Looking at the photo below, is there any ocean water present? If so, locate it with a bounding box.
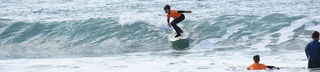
[1,0,320,72]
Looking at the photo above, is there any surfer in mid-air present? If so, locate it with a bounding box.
[164,4,192,37]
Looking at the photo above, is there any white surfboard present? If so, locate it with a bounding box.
[169,32,188,41]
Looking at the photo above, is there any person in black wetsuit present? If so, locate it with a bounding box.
[305,31,320,68]
[164,5,192,37]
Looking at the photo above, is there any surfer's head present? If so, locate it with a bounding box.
[312,31,319,40]
[253,55,260,63]
[164,4,170,13]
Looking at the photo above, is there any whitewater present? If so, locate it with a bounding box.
[1,0,320,72]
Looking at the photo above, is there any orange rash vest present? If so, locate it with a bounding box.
[166,9,182,19]
[248,63,267,70]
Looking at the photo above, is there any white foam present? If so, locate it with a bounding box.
[195,24,244,49]
[1,0,319,22]
[274,18,303,44]
[0,51,309,72]
[275,16,320,44]
[304,16,320,31]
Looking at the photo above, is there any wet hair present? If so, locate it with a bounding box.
[312,31,319,40]
[253,55,260,63]
[164,4,170,10]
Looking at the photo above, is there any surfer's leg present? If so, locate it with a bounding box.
[171,22,182,37]
[171,14,185,37]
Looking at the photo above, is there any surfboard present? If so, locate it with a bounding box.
[169,32,188,41]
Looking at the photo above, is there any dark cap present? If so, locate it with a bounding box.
[253,55,260,63]
[312,31,319,40]
[164,4,170,10]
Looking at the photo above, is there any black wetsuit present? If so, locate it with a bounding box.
[305,40,320,68]
[171,14,185,36]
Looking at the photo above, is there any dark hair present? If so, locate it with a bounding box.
[164,4,170,10]
[312,31,319,40]
[253,55,260,63]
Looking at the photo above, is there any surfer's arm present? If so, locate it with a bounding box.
[305,50,309,58]
[266,66,280,70]
[167,18,171,27]
[177,10,192,13]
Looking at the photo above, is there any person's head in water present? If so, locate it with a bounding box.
[164,4,170,13]
[312,31,319,40]
[253,55,260,63]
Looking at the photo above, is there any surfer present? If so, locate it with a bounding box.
[164,4,192,37]
[247,55,280,70]
[305,31,320,68]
